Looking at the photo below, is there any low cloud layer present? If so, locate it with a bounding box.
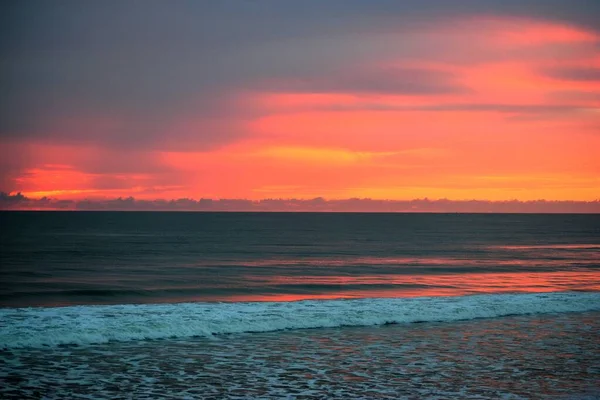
[2,192,598,213]
[543,67,600,82]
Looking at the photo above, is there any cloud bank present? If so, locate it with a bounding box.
[2,192,598,213]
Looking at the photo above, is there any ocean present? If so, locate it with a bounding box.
[1,211,599,399]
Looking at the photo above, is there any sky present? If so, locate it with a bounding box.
[1,0,599,209]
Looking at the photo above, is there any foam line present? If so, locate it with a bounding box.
[1,292,599,349]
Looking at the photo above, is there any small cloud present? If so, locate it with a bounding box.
[543,67,600,82]
[261,67,469,96]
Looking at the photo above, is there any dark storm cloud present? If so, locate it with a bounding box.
[1,0,600,150]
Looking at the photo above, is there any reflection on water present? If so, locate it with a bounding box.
[4,259,598,306]
[490,244,600,250]
[185,252,600,268]
[2,210,599,308]
[223,270,600,302]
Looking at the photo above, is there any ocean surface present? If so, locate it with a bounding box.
[1,211,599,399]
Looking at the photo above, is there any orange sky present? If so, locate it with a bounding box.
[1,9,599,203]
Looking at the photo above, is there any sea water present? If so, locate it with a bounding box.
[1,212,599,398]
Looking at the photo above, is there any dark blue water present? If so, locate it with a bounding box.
[1,211,600,307]
[1,212,599,307]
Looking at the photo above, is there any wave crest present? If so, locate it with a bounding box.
[1,292,599,349]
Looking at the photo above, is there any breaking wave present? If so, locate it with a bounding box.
[1,292,599,349]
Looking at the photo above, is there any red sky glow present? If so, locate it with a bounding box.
[1,3,599,210]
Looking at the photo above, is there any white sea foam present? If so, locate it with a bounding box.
[1,292,599,349]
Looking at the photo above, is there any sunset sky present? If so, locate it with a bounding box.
[1,0,599,205]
